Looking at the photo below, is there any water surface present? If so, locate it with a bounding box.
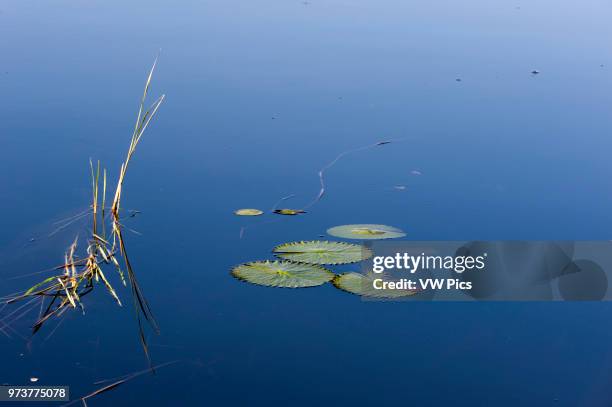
[2,1,612,405]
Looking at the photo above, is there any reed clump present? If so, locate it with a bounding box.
[4,59,165,364]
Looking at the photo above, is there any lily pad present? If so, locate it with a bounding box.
[273,240,372,265]
[273,209,306,215]
[234,208,263,216]
[231,260,333,288]
[333,272,418,298]
[327,224,405,240]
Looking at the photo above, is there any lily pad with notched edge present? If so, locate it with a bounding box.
[234,209,263,216]
[327,224,406,240]
[333,272,419,298]
[273,209,306,215]
[273,240,372,265]
[231,260,333,288]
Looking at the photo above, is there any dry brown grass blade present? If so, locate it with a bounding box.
[95,265,122,306]
[102,60,164,364]
[4,56,164,368]
[102,169,107,239]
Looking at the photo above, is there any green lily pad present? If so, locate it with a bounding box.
[234,208,263,216]
[333,272,418,298]
[273,240,372,265]
[273,209,306,215]
[231,260,333,288]
[327,224,406,240]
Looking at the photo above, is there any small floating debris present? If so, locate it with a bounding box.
[273,240,372,265]
[410,170,422,176]
[273,209,306,216]
[30,377,39,383]
[327,224,406,240]
[231,260,333,288]
[393,185,407,191]
[234,208,264,216]
[333,272,419,298]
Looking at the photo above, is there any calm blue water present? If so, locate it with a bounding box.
[2,0,612,405]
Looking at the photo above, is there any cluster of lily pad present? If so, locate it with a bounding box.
[235,208,306,216]
[231,224,418,298]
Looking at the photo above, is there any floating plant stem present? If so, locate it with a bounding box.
[270,194,296,211]
[301,140,392,210]
[238,137,413,239]
[62,360,180,407]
